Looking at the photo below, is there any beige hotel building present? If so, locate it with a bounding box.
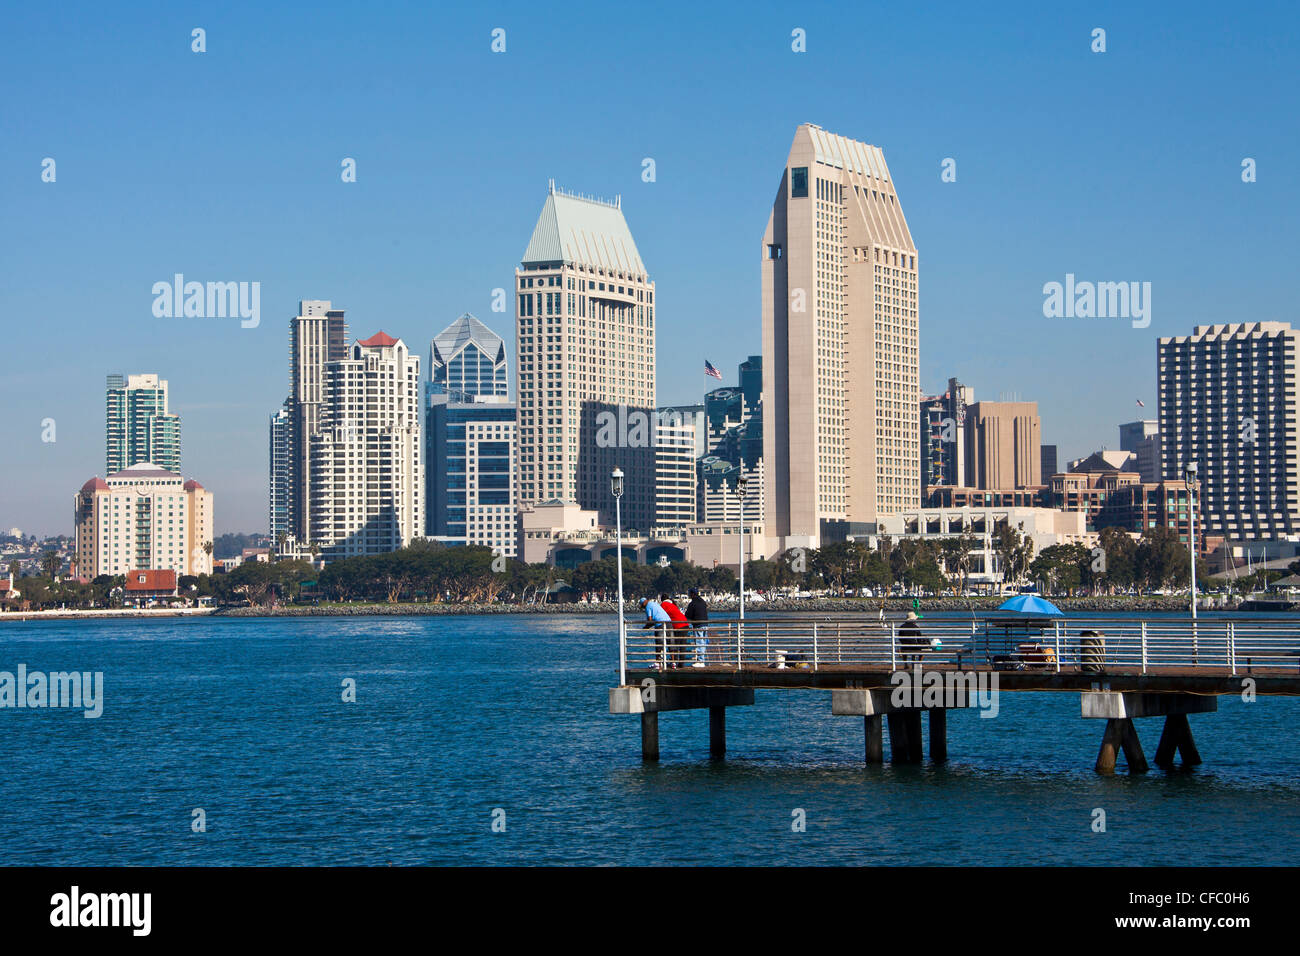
[75,464,214,578]
[516,182,659,530]
[762,124,920,550]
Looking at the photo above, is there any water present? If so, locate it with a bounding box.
[1,613,1298,865]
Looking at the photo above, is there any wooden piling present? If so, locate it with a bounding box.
[864,714,883,763]
[641,712,659,761]
[1154,713,1201,768]
[709,706,726,760]
[1096,717,1147,774]
[888,710,923,763]
[929,709,948,762]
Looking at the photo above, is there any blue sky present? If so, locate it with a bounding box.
[2,0,1297,536]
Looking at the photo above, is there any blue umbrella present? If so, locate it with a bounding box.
[996,594,1064,616]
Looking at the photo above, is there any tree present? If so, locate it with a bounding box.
[40,551,61,580]
[992,523,1034,592]
[1134,525,1191,591]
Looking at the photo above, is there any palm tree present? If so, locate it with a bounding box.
[40,550,61,580]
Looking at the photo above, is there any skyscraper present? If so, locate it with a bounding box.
[654,410,697,528]
[699,355,764,524]
[761,124,919,550]
[284,300,348,543]
[106,373,181,474]
[430,313,509,400]
[309,331,423,561]
[919,377,974,491]
[965,401,1042,489]
[425,314,518,557]
[268,406,292,541]
[1119,419,1159,483]
[515,182,657,528]
[1158,322,1300,538]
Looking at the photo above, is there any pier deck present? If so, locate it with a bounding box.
[610,615,1300,772]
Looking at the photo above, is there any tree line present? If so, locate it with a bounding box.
[2,524,1208,611]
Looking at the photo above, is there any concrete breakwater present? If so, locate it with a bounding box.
[211,595,1224,617]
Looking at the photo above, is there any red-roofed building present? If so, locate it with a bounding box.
[75,464,214,578]
[123,569,178,601]
[357,330,399,348]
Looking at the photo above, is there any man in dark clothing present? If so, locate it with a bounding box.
[899,611,925,665]
[685,588,709,666]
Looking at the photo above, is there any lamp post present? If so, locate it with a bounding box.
[1185,461,1199,620]
[737,473,748,621]
[612,468,626,686]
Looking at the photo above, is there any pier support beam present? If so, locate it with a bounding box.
[864,715,884,764]
[887,710,924,763]
[709,706,726,760]
[929,709,948,762]
[1082,691,1216,774]
[833,688,975,765]
[1095,718,1147,774]
[1153,713,1202,768]
[610,685,754,761]
[641,713,659,762]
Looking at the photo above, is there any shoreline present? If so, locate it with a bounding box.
[0,596,1264,621]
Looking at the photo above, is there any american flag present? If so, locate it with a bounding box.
[704,360,722,380]
[1136,398,1145,407]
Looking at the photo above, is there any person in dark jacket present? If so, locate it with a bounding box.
[685,588,709,666]
[899,611,925,665]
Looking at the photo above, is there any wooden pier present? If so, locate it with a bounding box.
[609,615,1300,773]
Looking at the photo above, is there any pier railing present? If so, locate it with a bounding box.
[626,617,1300,675]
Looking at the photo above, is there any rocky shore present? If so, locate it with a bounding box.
[210,594,1234,617]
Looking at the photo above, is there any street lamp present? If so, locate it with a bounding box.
[1185,461,1199,620]
[612,468,626,686]
[737,473,749,621]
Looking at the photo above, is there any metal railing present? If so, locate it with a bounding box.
[625,617,1300,674]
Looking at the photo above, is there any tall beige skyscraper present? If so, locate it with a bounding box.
[762,124,919,550]
[515,182,657,528]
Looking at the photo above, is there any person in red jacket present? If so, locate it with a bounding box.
[659,592,690,666]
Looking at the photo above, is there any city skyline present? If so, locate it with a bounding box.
[4,2,1297,536]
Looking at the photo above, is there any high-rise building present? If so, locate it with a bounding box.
[1119,419,1160,483]
[283,300,349,543]
[699,355,764,523]
[761,124,919,550]
[268,406,292,541]
[919,377,974,491]
[425,315,517,556]
[965,401,1042,490]
[74,464,213,578]
[106,374,181,474]
[1040,444,1059,480]
[427,396,517,557]
[309,332,423,561]
[654,410,697,528]
[515,182,657,528]
[1158,322,1300,538]
[430,313,509,400]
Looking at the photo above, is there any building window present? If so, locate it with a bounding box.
[790,166,808,199]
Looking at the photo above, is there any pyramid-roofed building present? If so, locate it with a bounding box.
[429,313,508,400]
[522,182,646,276]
